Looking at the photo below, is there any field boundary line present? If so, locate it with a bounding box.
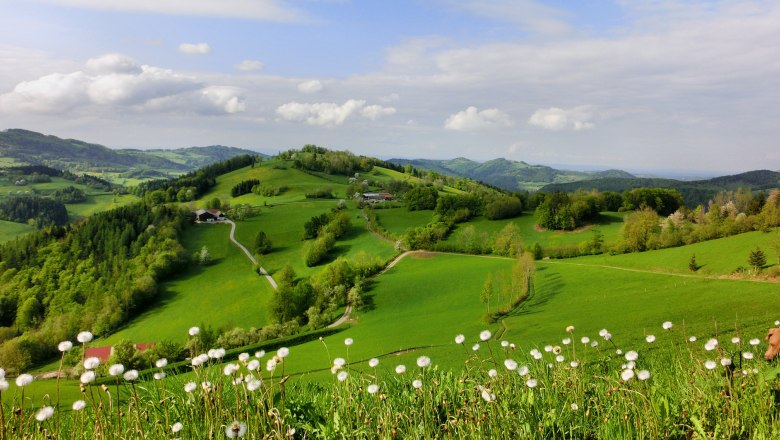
[539,260,779,283]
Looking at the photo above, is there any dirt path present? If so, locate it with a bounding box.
[224,220,278,290]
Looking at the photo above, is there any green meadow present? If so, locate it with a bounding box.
[0,219,34,243]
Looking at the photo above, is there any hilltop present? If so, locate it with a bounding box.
[390,156,634,192]
[0,129,264,181]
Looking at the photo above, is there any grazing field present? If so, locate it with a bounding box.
[102,222,274,345]
[65,193,140,219]
[0,219,34,243]
[373,207,432,236]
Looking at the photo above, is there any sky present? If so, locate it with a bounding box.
[1,0,779,174]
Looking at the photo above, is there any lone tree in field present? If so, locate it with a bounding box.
[688,254,698,272]
[199,246,212,266]
[748,247,766,272]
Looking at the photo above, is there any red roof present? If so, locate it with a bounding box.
[85,346,112,362]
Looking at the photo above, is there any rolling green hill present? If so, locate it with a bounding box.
[390,157,635,192]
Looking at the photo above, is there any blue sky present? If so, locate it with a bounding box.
[1,0,779,174]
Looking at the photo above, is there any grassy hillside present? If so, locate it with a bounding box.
[0,219,34,243]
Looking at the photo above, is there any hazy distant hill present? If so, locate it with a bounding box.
[540,170,780,207]
[0,129,264,179]
[390,157,635,191]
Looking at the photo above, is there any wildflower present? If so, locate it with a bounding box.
[184,382,197,393]
[570,361,579,368]
[367,384,379,394]
[704,338,718,351]
[625,351,638,361]
[344,338,354,346]
[749,338,760,346]
[247,360,260,371]
[232,377,242,386]
[156,358,168,368]
[368,358,379,368]
[509,343,516,350]
[743,352,754,360]
[208,348,226,359]
[337,371,348,382]
[72,400,86,411]
[620,369,634,381]
[192,353,209,366]
[109,364,125,376]
[501,340,509,347]
[16,374,33,387]
[124,370,139,381]
[395,365,406,374]
[416,356,431,368]
[720,358,732,366]
[603,333,612,341]
[543,345,552,352]
[566,325,575,333]
[704,360,716,370]
[0,380,8,391]
[223,364,239,376]
[172,422,183,433]
[645,335,656,343]
[562,338,571,345]
[80,371,96,384]
[480,387,495,402]
[488,369,498,377]
[626,361,636,370]
[35,406,54,422]
[333,358,346,368]
[504,359,518,370]
[247,379,262,391]
[731,337,740,344]
[277,347,289,358]
[590,341,598,347]
[775,320,779,326]
[530,349,542,360]
[226,420,247,438]
[688,336,697,342]
[598,329,608,337]
[571,403,579,411]
[615,349,623,355]
[83,357,100,370]
[662,321,673,330]
[201,381,212,391]
[255,350,265,358]
[552,346,562,355]
[58,341,73,352]
[154,372,166,380]
[266,359,277,372]
[188,327,200,336]
[525,378,538,388]
[581,336,590,344]
[555,354,565,363]
[77,331,93,343]
[455,334,465,344]
[472,343,480,351]
[479,330,492,341]
[238,353,250,362]
[637,370,651,380]
[518,365,530,376]
[413,379,423,389]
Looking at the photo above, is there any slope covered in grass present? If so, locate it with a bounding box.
[0,219,34,243]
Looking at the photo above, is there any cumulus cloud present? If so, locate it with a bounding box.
[276,99,395,127]
[444,106,512,131]
[39,0,307,22]
[178,43,211,55]
[297,80,323,93]
[0,53,244,115]
[235,60,264,71]
[528,106,595,131]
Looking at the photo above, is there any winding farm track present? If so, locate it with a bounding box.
[224,220,278,289]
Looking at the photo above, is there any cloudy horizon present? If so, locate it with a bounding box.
[1,0,779,174]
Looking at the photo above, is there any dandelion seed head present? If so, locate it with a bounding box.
[625,351,638,361]
[277,347,289,358]
[704,360,717,370]
[15,374,33,387]
[247,359,260,371]
[645,335,656,343]
[337,371,348,382]
[472,343,480,351]
[743,352,754,360]
[35,406,54,422]
[413,379,422,389]
[58,341,73,352]
[225,420,247,438]
[156,358,168,368]
[368,358,379,368]
[562,338,571,345]
[223,364,239,376]
[543,345,552,352]
[184,382,197,393]
[501,340,509,347]
[83,357,100,370]
[416,356,431,368]
[598,329,608,337]
[488,369,498,377]
[627,361,635,370]
[0,379,8,391]
[247,379,262,391]
[570,361,579,368]
[530,348,541,358]
[395,365,406,374]
[266,359,277,372]
[109,364,125,376]
[80,371,96,384]
[238,353,249,362]
[154,372,166,380]
[77,331,93,343]
[255,350,265,358]
[172,422,183,433]
[749,338,760,346]
[590,341,598,347]
[504,359,518,371]
[731,337,740,344]
[72,400,86,411]
[188,326,200,336]
[566,325,575,333]
[615,349,623,355]
[367,384,379,394]
[344,338,353,346]
[479,330,492,341]
[480,387,495,402]
[637,370,651,380]
[571,403,579,411]
[662,321,673,330]
[704,338,718,351]
[603,332,612,341]
[333,357,346,368]
[720,358,732,366]
[454,334,465,344]
[621,369,635,381]
[688,336,697,342]
[555,355,565,363]
[525,378,538,388]
[124,370,139,381]
[581,336,590,344]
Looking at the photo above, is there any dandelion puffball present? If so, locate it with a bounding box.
[395,365,406,374]
[35,406,54,422]
[124,370,139,381]
[488,369,498,377]
[109,364,125,376]
[277,347,289,358]
[621,369,635,381]
[413,379,422,389]
[80,371,96,384]
[749,338,760,346]
[344,338,354,346]
[704,338,718,351]
[337,371,348,382]
[172,422,183,433]
[16,374,33,387]
[525,378,538,388]
[58,341,73,352]
[368,358,379,368]
[704,360,717,370]
[416,356,431,368]
[645,335,656,343]
[454,334,465,344]
[367,384,379,394]
[504,359,518,370]
[479,330,492,341]
[662,321,673,330]
[188,326,200,336]
[77,331,93,343]
[637,370,651,380]
[625,351,638,361]
[72,400,86,411]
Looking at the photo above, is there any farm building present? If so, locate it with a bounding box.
[194,208,226,222]
[84,342,154,362]
[362,192,393,202]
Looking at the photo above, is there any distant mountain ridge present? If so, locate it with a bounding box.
[0,129,264,177]
[389,157,635,192]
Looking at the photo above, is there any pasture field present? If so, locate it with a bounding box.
[569,228,780,276]
[102,222,274,345]
[65,193,140,219]
[373,207,432,236]
[0,219,34,243]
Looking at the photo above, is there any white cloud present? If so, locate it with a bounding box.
[297,80,324,93]
[444,106,512,131]
[178,43,211,55]
[276,99,394,126]
[528,106,595,131]
[0,53,243,115]
[39,0,307,22]
[235,60,264,71]
[442,0,571,35]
